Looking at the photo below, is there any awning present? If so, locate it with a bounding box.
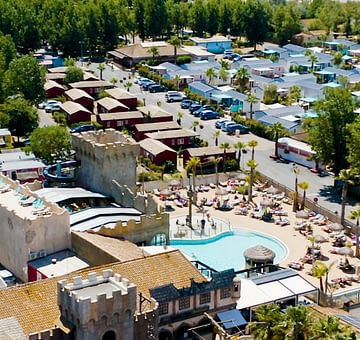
[217,309,248,329]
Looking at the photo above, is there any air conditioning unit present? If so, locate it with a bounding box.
[39,250,47,258]
[28,252,37,261]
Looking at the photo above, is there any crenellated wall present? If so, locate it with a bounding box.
[94,212,170,246]
[0,175,70,282]
[72,129,139,202]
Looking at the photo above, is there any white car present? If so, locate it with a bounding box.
[38,100,58,110]
[0,269,16,286]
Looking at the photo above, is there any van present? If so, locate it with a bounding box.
[165,91,184,102]
[0,269,16,286]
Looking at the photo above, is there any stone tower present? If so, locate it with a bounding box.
[72,129,139,206]
[58,269,137,340]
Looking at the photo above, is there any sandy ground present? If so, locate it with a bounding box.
[154,185,360,295]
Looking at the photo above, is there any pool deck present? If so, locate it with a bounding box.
[157,186,360,294]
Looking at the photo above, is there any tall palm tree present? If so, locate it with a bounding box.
[338,169,354,226]
[206,67,217,85]
[208,156,222,187]
[185,157,200,192]
[147,46,160,63]
[349,207,360,258]
[219,59,230,70]
[288,85,302,104]
[268,122,287,157]
[234,67,250,92]
[298,181,309,210]
[234,141,247,170]
[169,36,181,64]
[312,315,343,339]
[247,159,258,203]
[250,304,284,340]
[173,74,181,90]
[246,94,258,119]
[218,67,229,83]
[98,63,106,80]
[248,140,258,160]
[305,50,318,73]
[212,130,220,146]
[220,142,230,173]
[312,260,334,294]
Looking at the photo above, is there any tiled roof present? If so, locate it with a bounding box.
[60,101,91,115]
[65,88,93,101]
[0,250,206,335]
[145,129,198,140]
[135,121,180,132]
[139,138,176,155]
[105,88,137,100]
[97,97,129,110]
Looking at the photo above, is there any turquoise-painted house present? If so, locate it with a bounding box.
[190,35,232,54]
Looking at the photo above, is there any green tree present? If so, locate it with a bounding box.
[305,87,356,176]
[133,0,146,41]
[124,81,133,92]
[234,67,250,93]
[298,181,309,211]
[246,94,258,119]
[247,159,258,203]
[213,130,220,147]
[347,116,360,172]
[305,50,319,73]
[288,85,302,104]
[268,122,287,157]
[185,156,200,191]
[144,0,168,40]
[206,67,217,85]
[110,77,118,86]
[220,142,231,173]
[169,36,181,65]
[312,260,334,294]
[189,0,208,37]
[282,305,314,340]
[218,67,229,83]
[263,84,278,105]
[0,98,38,142]
[3,55,46,104]
[338,169,355,226]
[147,46,160,64]
[349,207,360,258]
[250,304,284,340]
[234,141,247,170]
[29,126,72,164]
[177,111,183,126]
[191,120,200,132]
[242,0,271,51]
[98,63,106,80]
[248,139,258,161]
[64,66,84,85]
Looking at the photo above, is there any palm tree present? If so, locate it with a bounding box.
[268,122,287,157]
[220,142,231,173]
[246,94,258,119]
[288,85,302,104]
[338,169,355,226]
[250,304,284,340]
[98,63,106,80]
[191,120,200,131]
[234,67,250,92]
[212,130,220,146]
[312,260,334,294]
[208,156,222,187]
[169,36,181,64]
[177,112,183,126]
[312,315,343,339]
[349,207,360,258]
[248,140,258,160]
[124,81,133,92]
[219,59,230,70]
[247,159,258,203]
[283,305,314,340]
[185,157,201,192]
[173,74,181,90]
[305,50,318,73]
[147,46,160,63]
[298,181,310,211]
[206,67,217,85]
[110,77,118,86]
[234,141,247,170]
[218,67,229,83]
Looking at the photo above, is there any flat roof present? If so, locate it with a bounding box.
[29,250,89,278]
[75,281,121,302]
[36,187,108,204]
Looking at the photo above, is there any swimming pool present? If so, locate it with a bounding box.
[171,229,288,272]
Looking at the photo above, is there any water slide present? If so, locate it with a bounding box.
[43,160,81,183]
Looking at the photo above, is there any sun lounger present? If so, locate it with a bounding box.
[209,183,216,189]
[0,184,11,193]
[153,188,161,196]
[20,196,36,206]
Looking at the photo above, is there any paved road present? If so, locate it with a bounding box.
[84,62,358,220]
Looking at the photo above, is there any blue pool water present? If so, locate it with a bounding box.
[171,230,288,272]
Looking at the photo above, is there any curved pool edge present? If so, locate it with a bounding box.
[170,230,234,245]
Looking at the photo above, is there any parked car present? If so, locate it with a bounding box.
[193,105,213,116]
[70,124,96,133]
[189,103,202,114]
[44,101,61,112]
[221,121,237,132]
[141,80,156,90]
[215,118,230,129]
[165,91,185,102]
[148,84,166,93]
[181,99,194,109]
[200,110,220,120]
[225,123,250,134]
[134,76,149,84]
[38,100,58,110]
[0,269,16,286]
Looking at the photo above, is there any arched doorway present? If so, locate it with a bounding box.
[102,330,116,340]
[151,232,167,246]
[159,329,173,340]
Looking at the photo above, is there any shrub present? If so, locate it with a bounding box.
[176,56,192,65]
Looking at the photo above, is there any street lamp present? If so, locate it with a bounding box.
[292,163,300,212]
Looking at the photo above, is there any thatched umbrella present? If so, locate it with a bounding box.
[215,188,228,196]
[313,234,327,244]
[260,198,273,207]
[168,179,181,187]
[296,210,309,219]
[267,185,278,195]
[243,245,276,262]
[337,247,354,257]
[160,188,171,196]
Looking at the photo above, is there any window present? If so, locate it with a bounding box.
[171,139,176,146]
[178,138,184,145]
[158,302,169,315]
[117,121,123,127]
[200,292,211,305]
[179,296,190,310]
[220,287,231,299]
